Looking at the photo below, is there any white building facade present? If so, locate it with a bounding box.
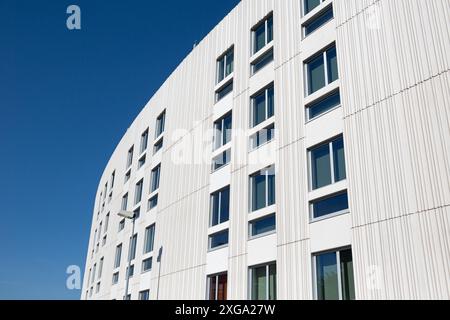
[82,0,450,300]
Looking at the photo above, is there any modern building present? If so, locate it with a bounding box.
[82,0,450,300]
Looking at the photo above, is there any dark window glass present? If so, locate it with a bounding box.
[304,0,321,14]
[312,192,348,219]
[327,46,338,83]
[139,290,149,300]
[209,230,229,249]
[208,273,227,300]
[210,187,230,226]
[251,214,276,236]
[304,5,333,36]
[142,257,153,272]
[148,195,158,210]
[212,149,231,171]
[216,81,233,101]
[151,165,161,192]
[311,143,331,189]
[316,251,339,300]
[307,90,341,120]
[332,137,346,182]
[252,49,274,74]
[340,249,355,300]
[154,138,163,154]
[307,54,325,95]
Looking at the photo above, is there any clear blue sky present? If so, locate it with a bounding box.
[0,0,240,300]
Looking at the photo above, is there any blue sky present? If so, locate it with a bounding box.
[0,0,240,300]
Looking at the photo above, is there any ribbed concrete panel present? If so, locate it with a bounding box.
[228,254,248,300]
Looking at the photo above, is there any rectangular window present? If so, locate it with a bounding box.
[253,14,273,54]
[104,213,109,233]
[209,230,229,250]
[251,84,274,127]
[213,112,232,150]
[102,235,107,246]
[140,129,149,154]
[314,248,355,300]
[212,149,231,172]
[303,4,333,37]
[138,154,146,169]
[210,186,230,226]
[154,138,163,154]
[133,206,140,220]
[250,214,276,237]
[251,48,274,75]
[126,264,134,278]
[124,169,131,183]
[306,89,341,120]
[118,219,125,232]
[139,290,150,300]
[134,179,143,205]
[144,224,155,254]
[126,146,134,169]
[142,257,153,272]
[310,191,349,220]
[216,81,233,102]
[148,194,158,211]
[250,263,276,300]
[208,273,227,300]
[96,282,100,293]
[303,0,323,15]
[155,110,166,138]
[114,244,122,269]
[217,47,234,83]
[250,123,275,150]
[121,193,128,211]
[98,257,104,279]
[128,234,137,262]
[309,136,346,190]
[250,167,275,212]
[150,165,161,192]
[110,171,115,189]
[112,272,119,285]
[91,263,96,284]
[305,44,338,95]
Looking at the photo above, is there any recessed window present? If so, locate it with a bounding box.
[124,169,131,183]
[250,214,276,237]
[112,272,119,285]
[139,290,150,300]
[126,264,134,278]
[253,14,273,54]
[110,171,115,189]
[209,230,229,250]
[303,0,325,15]
[250,123,275,150]
[251,84,274,127]
[150,164,161,193]
[310,191,349,220]
[140,129,149,154]
[142,257,153,272]
[208,273,227,300]
[216,80,233,102]
[121,193,128,211]
[133,206,140,220]
[306,89,341,121]
[217,47,234,83]
[213,112,232,151]
[305,44,338,95]
[251,48,274,75]
[128,234,137,262]
[155,110,166,138]
[91,263,96,284]
[314,248,355,300]
[104,213,109,233]
[118,219,125,232]
[210,186,230,227]
[144,224,155,254]
[250,166,275,212]
[96,282,100,293]
[309,136,346,190]
[212,149,231,172]
[114,244,122,269]
[148,194,158,211]
[154,138,163,154]
[126,146,134,169]
[98,257,104,279]
[134,179,143,205]
[303,4,333,37]
[102,235,107,246]
[249,263,276,300]
[138,154,146,169]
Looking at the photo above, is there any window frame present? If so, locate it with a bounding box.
[302,3,334,38]
[134,179,144,205]
[208,229,229,251]
[207,272,228,300]
[252,13,274,55]
[309,190,349,222]
[249,166,276,212]
[150,164,161,193]
[302,0,326,16]
[213,112,232,151]
[140,128,149,154]
[216,47,234,84]
[249,213,276,239]
[126,146,134,169]
[155,110,166,139]
[248,262,277,300]
[250,83,274,128]
[142,257,153,273]
[144,224,156,254]
[304,43,338,96]
[114,244,122,269]
[209,186,230,227]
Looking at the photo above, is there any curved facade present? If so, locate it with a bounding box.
[82,0,450,300]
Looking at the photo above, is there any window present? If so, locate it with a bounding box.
[253,14,273,54]
[209,230,229,250]
[250,123,275,150]
[217,47,234,83]
[98,257,104,279]
[124,294,131,300]
[251,48,274,75]
[216,81,233,102]
[134,179,143,205]
[133,206,140,220]
[144,224,155,254]
[305,44,338,95]
[213,112,232,150]
[303,0,325,15]
[142,257,153,272]
[148,194,158,210]
[91,263,96,284]
[128,234,137,262]
[96,282,100,293]
[208,273,227,300]
[126,146,134,169]
[250,214,276,237]
[303,4,333,37]
[114,244,122,269]
[110,171,115,189]
[154,138,163,154]
[250,263,276,300]
[155,110,166,138]
[121,193,128,211]
[139,290,150,300]
[112,272,119,284]
[306,89,341,121]
[309,136,346,190]
[212,149,231,172]
[126,264,134,278]
[314,248,355,300]
[118,219,125,232]
[104,213,109,233]
[150,165,161,192]
[250,167,275,212]
[102,235,107,246]
[251,85,274,127]
[310,191,349,220]
[210,187,230,226]
[140,129,149,154]
[124,169,131,183]
[138,154,146,169]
